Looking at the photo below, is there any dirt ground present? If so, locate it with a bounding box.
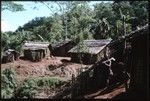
[1,57,90,79]
[1,56,91,98]
[94,84,126,99]
[1,56,125,99]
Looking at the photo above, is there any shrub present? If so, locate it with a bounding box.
[16,77,38,98]
[1,67,17,99]
[36,77,64,87]
[16,77,66,98]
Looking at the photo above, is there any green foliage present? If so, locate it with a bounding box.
[16,78,38,98]
[16,77,65,98]
[1,32,10,51]
[94,2,114,22]
[2,1,25,12]
[112,1,148,35]
[1,67,17,99]
[94,18,110,39]
[36,77,63,87]
[1,1,148,54]
[1,31,29,53]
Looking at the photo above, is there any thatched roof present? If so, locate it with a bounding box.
[51,39,72,49]
[107,24,149,46]
[126,24,148,39]
[69,39,112,54]
[2,49,20,57]
[22,41,50,50]
[3,49,15,56]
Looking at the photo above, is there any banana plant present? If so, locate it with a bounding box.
[94,18,110,39]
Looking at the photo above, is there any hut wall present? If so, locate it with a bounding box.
[53,42,76,57]
[31,50,43,62]
[70,53,81,63]
[81,53,97,64]
[129,33,148,94]
[24,50,32,60]
[2,50,20,63]
[70,53,98,64]
[97,48,107,62]
[13,51,20,60]
[53,46,66,57]
[108,40,125,61]
[45,48,50,57]
[24,49,46,62]
[2,53,14,63]
[65,42,76,56]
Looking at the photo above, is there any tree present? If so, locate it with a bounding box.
[93,2,115,23]
[4,1,148,51]
[1,1,25,12]
[112,1,148,31]
[66,2,94,42]
[94,18,110,39]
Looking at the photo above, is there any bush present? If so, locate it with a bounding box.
[16,77,65,98]
[16,77,38,98]
[1,67,17,99]
[36,77,64,87]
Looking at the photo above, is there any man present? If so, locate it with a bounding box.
[102,57,116,87]
[92,57,115,89]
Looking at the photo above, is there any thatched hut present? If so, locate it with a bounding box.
[51,40,76,57]
[68,39,112,64]
[22,41,51,62]
[2,49,20,63]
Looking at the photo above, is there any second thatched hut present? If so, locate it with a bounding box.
[68,39,112,64]
[51,40,76,57]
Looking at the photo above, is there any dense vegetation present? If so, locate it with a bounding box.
[1,68,17,98]
[1,1,148,53]
[16,77,65,98]
[1,67,66,98]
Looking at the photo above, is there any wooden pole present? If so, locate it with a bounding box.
[123,15,127,50]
